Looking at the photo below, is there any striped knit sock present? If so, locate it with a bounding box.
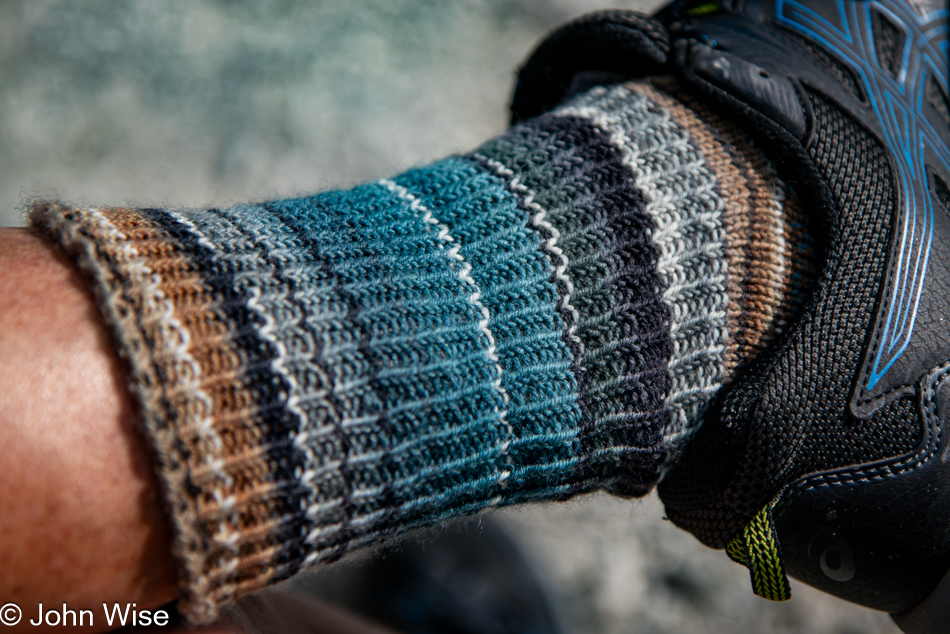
[30,79,815,621]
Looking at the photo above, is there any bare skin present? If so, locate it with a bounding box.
[0,228,393,634]
[0,228,178,633]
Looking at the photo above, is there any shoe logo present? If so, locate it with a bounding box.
[808,528,857,583]
[776,0,950,392]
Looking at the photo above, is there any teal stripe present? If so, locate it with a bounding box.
[394,157,583,494]
[265,180,514,550]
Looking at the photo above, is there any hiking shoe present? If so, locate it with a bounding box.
[514,0,950,621]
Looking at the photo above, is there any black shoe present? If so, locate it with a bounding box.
[514,0,950,626]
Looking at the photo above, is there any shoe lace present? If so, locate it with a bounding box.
[725,487,792,601]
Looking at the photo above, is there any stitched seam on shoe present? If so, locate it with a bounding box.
[781,359,949,508]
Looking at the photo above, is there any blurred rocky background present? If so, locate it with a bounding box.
[0,1,898,632]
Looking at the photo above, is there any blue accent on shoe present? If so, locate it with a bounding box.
[775,0,950,389]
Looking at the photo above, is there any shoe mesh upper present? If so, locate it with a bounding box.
[660,91,922,547]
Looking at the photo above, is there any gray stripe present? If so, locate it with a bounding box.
[556,84,730,456]
[171,206,350,559]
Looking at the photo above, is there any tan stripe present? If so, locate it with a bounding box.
[733,143,788,355]
[31,204,227,612]
[645,80,792,367]
[104,211,244,456]
[33,205,217,618]
[640,81,752,373]
[776,188,817,332]
[92,209,285,609]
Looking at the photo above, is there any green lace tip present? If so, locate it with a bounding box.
[686,2,723,17]
[726,491,792,602]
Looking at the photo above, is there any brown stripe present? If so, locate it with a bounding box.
[734,143,788,355]
[81,208,287,609]
[776,188,818,332]
[31,204,215,617]
[638,81,751,373]
[644,79,793,368]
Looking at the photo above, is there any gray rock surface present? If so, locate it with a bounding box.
[0,2,900,632]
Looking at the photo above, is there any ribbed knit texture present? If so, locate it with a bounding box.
[29,80,813,622]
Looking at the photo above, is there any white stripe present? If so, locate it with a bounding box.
[471,153,585,357]
[379,178,514,493]
[557,84,731,456]
[175,207,350,563]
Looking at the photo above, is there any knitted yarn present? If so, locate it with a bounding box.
[30,80,813,622]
